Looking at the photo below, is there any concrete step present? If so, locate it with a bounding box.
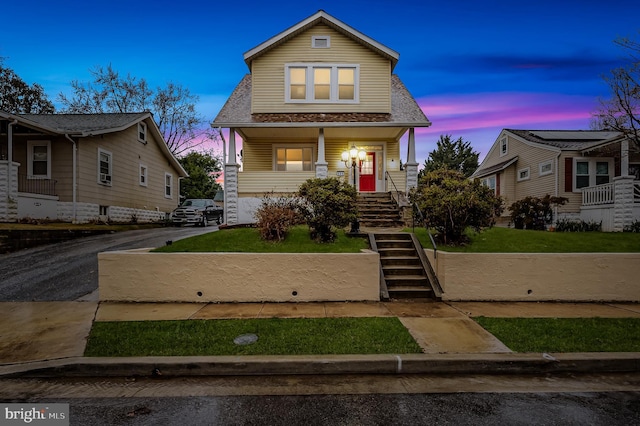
[383,265,426,276]
[387,286,434,299]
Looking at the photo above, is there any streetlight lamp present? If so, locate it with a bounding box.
[341,145,366,233]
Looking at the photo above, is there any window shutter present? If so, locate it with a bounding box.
[564,158,573,192]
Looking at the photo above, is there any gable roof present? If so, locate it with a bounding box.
[1,111,187,177]
[506,129,622,150]
[243,10,400,70]
[472,156,519,178]
[213,74,430,128]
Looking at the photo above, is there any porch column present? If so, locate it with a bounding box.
[613,175,634,232]
[0,161,19,222]
[621,138,630,177]
[315,128,328,178]
[405,128,419,192]
[224,128,240,225]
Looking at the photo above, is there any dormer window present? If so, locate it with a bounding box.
[286,63,359,103]
[312,36,330,48]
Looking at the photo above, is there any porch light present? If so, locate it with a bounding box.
[341,145,366,234]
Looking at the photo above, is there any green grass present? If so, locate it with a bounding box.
[474,317,640,352]
[409,226,640,253]
[153,225,369,253]
[84,317,423,356]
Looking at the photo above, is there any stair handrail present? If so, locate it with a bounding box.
[385,171,402,206]
[412,202,437,259]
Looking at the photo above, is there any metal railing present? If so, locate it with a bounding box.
[412,202,437,259]
[18,174,57,196]
[384,171,402,206]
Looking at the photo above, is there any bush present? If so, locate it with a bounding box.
[554,219,602,232]
[508,195,568,230]
[297,177,357,242]
[254,193,302,241]
[624,220,640,233]
[410,168,503,245]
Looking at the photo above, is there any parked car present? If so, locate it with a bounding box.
[171,199,223,227]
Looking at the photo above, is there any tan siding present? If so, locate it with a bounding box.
[239,171,315,194]
[251,24,391,114]
[76,126,181,213]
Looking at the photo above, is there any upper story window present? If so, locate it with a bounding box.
[138,122,147,144]
[499,136,508,157]
[27,140,51,178]
[312,36,330,48]
[539,160,553,176]
[285,64,359,103]
[517,167,530,181]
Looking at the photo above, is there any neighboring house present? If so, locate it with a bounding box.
[472,129,640,231]
[0,111,188,223]
[213,10,431,224]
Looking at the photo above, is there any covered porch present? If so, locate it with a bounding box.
[578,137,640,231]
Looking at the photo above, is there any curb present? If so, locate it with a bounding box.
[1,353,639,378]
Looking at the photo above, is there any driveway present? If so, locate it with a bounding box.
[0,226,216,302]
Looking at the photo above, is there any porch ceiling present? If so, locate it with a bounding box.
[236,126,407,141]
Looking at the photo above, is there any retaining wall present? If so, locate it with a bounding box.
[98,249,380,303]
[426,250,640,302]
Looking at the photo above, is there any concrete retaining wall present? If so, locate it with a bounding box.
[426,250,640,302]
[98,249,380,303]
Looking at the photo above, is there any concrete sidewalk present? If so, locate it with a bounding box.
[1,301,639,377]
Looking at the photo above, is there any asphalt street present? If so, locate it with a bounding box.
[0,225,215,302]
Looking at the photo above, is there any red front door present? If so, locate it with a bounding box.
[359,152,375,192]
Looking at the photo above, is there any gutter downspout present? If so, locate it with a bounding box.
[554,150,562,225]
[7,120,18,200]
[65,134,78,223]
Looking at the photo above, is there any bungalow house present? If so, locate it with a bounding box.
[213,10,431,224]
[0,111,188,223]
[472,129,640,231]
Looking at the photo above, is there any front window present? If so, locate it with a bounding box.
[481,175,497,193]
[286,64,359,103]
[574,158,613,190]
[27,140,51,178]
[165,173,173,198]
[98,148,112,185]
[275,147,313,171]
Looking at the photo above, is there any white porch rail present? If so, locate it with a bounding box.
[581,183,615,206]
[634,182,640,203]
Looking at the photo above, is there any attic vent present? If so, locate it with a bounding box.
[312,36,330,48]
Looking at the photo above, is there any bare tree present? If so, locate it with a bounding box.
[58,64,212,155]
[592,34,640,150]
[0,59,55,114]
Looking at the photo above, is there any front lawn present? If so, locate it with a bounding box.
[84,317,423,356]
[410,226,640,252]
[474,317,640,352]
[153,225,368,253]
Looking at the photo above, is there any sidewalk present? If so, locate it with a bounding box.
[1,301,639,377]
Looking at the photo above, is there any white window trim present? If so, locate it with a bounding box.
[517,167,530,182]
[97,148,113,186]
[481,175,497,194]
[573,157,614,191]
[285,63,359,103]
[164,172,173,199]
[312,36,330,48]
[539,160,553,176]
[27,140,51,178]
[139,164,148,187]
[273,144,315,172]
[138,122,147,144]
[499,137,508,157]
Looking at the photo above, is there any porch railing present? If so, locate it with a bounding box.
[635,183,640,203]
[18,174,57,196]
[582,183,614,206]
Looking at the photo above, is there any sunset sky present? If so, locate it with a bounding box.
[2,0,639,163]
